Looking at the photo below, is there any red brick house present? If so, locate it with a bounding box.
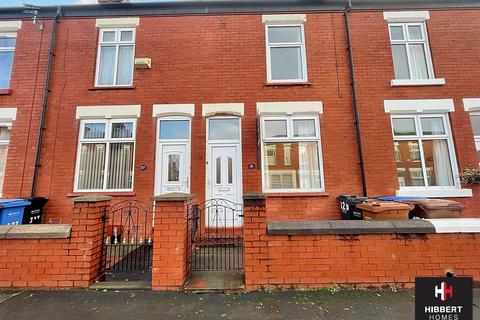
[0,1,477,222]
[0,0,480,290]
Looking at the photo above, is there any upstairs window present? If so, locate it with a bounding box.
[388,22,434,80]
[95,29,135,87]
[0,33,16,89]
[265,24,308,83]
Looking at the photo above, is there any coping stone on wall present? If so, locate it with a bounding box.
[3,224,72,239]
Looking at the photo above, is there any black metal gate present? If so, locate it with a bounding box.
[186,199,244,272]
[102,200,153,281]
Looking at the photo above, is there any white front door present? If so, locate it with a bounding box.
[208,145,242,227]
[160,144,189,194]
[155,118,191,196]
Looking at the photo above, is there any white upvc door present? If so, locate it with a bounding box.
[154,117,191,196]
[206,117,243,227]
[159,144,189,194]
[208,145,242,227]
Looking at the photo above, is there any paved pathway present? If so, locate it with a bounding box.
[0,289,479,320]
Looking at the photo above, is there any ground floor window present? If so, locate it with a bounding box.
[0,125,11,195]
[391,114,456,188]
[469,114,480,167]
[261,115,323,192]
[75,119,136,191]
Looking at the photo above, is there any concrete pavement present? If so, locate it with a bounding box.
[0,289,479,320]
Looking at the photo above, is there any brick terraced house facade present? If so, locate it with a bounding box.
[0,0,480,290]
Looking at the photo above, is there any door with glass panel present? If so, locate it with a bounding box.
[206,118,243,227]
[155,118,191,195]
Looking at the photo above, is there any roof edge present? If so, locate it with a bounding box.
[0,0,479,19]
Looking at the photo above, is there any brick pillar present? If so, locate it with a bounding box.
[243,192,267,291]
[151,193,193,291]
[71,195,111,287]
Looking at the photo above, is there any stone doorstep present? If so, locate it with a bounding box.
[89,281,152,291]
[184,271,245,293]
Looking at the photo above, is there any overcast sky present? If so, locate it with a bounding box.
[1,0,159,7]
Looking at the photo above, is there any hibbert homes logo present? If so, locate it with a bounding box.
[416,277,472,320]
[435,281,454,302]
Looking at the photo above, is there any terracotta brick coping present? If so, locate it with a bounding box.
[0,224,72,239]
[267,219,480,235]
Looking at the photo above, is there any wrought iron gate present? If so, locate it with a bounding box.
[186,199,244,272]
[103,200,153,280]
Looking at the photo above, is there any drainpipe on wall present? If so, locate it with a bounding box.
[31,6,62,197]
[344,0,368,197]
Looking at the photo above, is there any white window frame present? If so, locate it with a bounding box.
[260,115,324,193]
[388,22,435,80]
[390,114,459,191]
[264,24,308,84]
[94,28,136,87]
[74,118,136,192]
[0,32,17,89]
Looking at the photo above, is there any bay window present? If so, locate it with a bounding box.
[75,119,136,191]
[261,116,323,192]
[469,114,480,167]
[0,125,11,195]
[391,114,456,188]
[95,28,135,87]
[0,33,16,89]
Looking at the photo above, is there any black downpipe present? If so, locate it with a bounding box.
[344,1,368,197]
[31,6,62,197]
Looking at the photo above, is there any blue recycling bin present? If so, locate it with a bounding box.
[0,199,31,225]
[377,196,425,202]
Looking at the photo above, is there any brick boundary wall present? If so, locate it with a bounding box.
[243,195,480,291]
[0,195,110,289]
[151,193,192,291]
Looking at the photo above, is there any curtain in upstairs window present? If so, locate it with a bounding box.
[116,46,134,85]
[409,44,429,79]
[98,46,116,85]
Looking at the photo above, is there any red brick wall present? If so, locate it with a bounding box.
[0,19,52,198]
[244,199,480,290]
[0,199,108,289]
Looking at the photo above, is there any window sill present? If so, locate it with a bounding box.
[390,78,445,87]
[0,89,12,95]
[89,86,136,91]
[67,191,136,197]
[396,188,472,198]
[266,192,329,197]
[265,82,311,87]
